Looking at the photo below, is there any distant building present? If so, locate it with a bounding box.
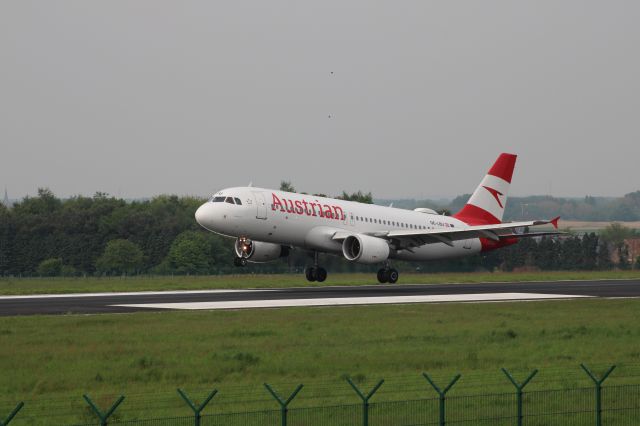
[610,238,640,267]
[625,239,640,266]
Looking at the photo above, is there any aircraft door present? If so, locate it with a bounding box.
[253,191,267,219]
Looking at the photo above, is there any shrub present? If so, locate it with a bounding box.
[37,258,63,277]
[96,239,144,275]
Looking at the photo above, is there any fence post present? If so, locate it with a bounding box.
[0,402,24,426]
[82,394,125,426]
[423,373,461,426]
[177,388,218,426]
[502,368,538,426]
[264,383,303,426]
[581,364,616,426]
[346,377,384,426]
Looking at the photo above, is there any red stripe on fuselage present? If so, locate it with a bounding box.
[480,236,518,252]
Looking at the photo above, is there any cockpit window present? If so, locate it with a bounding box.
[225,197,235,204]
[212,196,225,202]
[234,198,242,205]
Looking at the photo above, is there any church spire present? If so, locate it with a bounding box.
[2,187,9,207]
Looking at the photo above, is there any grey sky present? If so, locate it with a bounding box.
[1,1,639,200]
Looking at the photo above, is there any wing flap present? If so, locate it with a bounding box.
[385,218,561,245]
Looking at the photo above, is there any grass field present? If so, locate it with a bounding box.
[2,296,640,424]
[1,270,639,295]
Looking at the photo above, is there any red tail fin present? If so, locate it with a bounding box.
[454,153,517,225]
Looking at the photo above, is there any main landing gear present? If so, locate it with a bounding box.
[305,252,327,283]
[233,257,247,267]
[377,266,399,284]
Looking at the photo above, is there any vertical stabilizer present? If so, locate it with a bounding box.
[453,153,517,225]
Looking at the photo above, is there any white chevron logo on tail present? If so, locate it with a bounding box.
[454,153,517,225]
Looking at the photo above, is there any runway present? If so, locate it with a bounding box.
[1,279,639,316]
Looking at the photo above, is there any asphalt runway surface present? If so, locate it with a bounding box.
[1,279,639,316]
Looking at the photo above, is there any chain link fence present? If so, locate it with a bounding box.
[3,368,640,425]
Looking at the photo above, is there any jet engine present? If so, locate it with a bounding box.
[342,234,390,264]
[234,238,290,263]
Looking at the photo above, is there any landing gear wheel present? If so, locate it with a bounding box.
[234,257,247,267]
[305,267,317,282]
[388,268,399,284]
[305,251,328,283]
[377,268,390,284]
[315,267,327,283]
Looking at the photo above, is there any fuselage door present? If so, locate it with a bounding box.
[253,191,267,219]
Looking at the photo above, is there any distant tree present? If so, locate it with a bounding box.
[37,258,63,277]
[337,191,373,204]
[60,264,78,277]
[437,208,451,216]
[581,233,599,270]
[534,237,559,270]
[636,256,640,270]
[162,231,214,274]
[96,239,145,275]
[280,181,296,193]
[0,206,13,275]
[597,242,613,270]
[610,202,638,221]
[600,223,635,244]
[559,236,583,270]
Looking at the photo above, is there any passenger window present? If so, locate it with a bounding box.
[234,198,242,205]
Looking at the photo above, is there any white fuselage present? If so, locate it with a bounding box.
[195,187,481,262]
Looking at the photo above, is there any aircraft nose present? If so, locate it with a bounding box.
[195,202,216,229]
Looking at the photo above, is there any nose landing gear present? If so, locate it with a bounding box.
[377,266,399,284]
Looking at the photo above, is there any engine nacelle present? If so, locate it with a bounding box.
[234,238,290,263]
[342,234,390,264]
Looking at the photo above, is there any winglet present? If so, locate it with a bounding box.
[550,216,560,229]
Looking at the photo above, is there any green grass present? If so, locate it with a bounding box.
[1,270,639,295]
[2,297,640,424]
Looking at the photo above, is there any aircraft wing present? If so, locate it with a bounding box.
[332,217,562,249]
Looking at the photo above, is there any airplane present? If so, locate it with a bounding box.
[195,153,561,283]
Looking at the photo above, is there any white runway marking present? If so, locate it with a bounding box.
[0,289,270,300]
[114,292,591,311]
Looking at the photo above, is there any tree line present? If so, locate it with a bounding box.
[381,191,640,222]
[0,186,637,277]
